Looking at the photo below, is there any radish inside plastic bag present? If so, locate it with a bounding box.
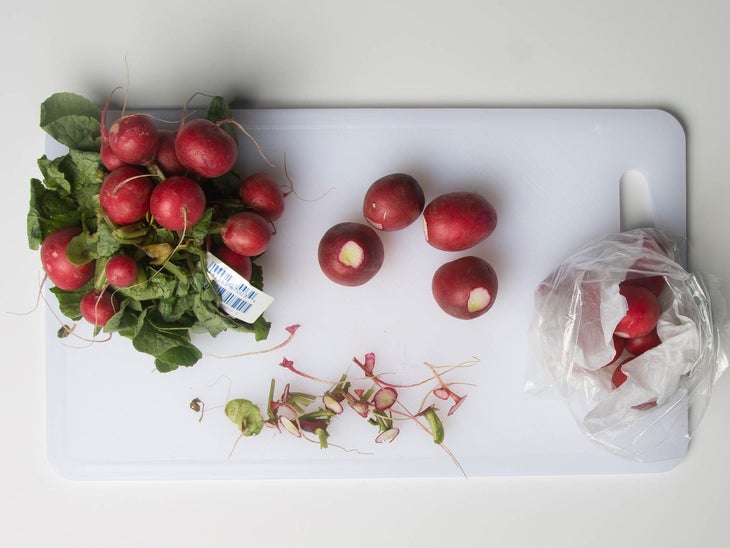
[529,228,729,462]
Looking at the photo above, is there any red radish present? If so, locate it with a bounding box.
[239,173,286,222]
[155,129,187,176]
[100,139,126,171]
[79,289,119,327]
[107,113,159,166]
[221,211,272,257]
[625,329,661,355]
[99,166,155,225]
[423,191,497,251]
[602,335,626,367]
[373,387,398,411]
[621,275,666,297]
[362,173,425,231]
[104,254,138,287]
[614,285,660,339]
[611,357,634,389]
[40,226,95,291]
[149,176,206,231]
[431,256,498,319]
[317,222,385,287]
[175,118,238,179]
[212,244,253,281]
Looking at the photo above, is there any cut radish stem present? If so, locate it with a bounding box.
[614,285,660,339]
[431,256,498,319]
[423,191,497,251]
[318,222,385,286]
[373,387,398,411]
[362,173,425,231]
[375,428,400,443]
[323,393,344,414]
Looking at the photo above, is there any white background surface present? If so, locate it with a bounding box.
[2,1,730,546]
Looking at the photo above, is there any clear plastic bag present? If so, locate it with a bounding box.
[529,228,729,462]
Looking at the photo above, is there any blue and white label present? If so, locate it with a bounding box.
[205,252,274,323]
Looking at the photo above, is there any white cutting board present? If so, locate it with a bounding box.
[44,108,687,480]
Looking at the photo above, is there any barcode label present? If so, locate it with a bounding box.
[205,252,274,323]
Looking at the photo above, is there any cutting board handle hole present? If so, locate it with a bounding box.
[620,169,655,231]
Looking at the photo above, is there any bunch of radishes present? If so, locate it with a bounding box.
[30,92,283,371]
[317,173,499,319]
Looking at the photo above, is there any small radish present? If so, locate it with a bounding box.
[238,173,286,222]
[105,254,139,287]
[431,255,498,319]
[107,113,159,166]
[100,139,126,171]
[221,211,272,257]
[149,176,207,231]
[40,226,95,291]
[99,166,155,225]
[318,222,385,287]
[175,118,238,179]
[614,285,660,339]
[80,289,119,327]
[625,329,661,355]
[362,173,425,231]
[155,129,187,176]
[212,244,253,281]
[423,191,497,251]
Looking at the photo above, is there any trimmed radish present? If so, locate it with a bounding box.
[221,211,272,257]
[431,256,498,319]
[614,285,660,339]
[362,173,425,231]
[107,113,159,166]
[40,226,95,291]
[175,118,238,179]
[317,222,385,286]
[239,173,285,222]
[99,166,155,225]
[79,289,119,327]
[625,329,661,355]
[149,176,206,231]
[423,191,497,251]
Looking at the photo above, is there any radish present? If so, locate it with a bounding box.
[611,357,634,389]
[238,173,285,222]
[99,166,155,225]
[221,211,272,257]
[105,254,139,287]
[212,244,253,281]
[149,176,206,231]
[318,222,385,286]
[625,328,661,355]
[40,226,95,291]
[602,335,626,367]
[175,118,238,179]
[80,289,119,327]
[431,256,498,319]
[423,191,497,251]
[107,113,159,166]
[362,173,425,231]
[620,275,666,297]
[100,139,126,171]
[614,285,660,339]
[155,129,187,176]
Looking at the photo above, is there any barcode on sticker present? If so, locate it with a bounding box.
[205,252,274,323]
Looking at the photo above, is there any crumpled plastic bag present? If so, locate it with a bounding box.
[529,228,729,462]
